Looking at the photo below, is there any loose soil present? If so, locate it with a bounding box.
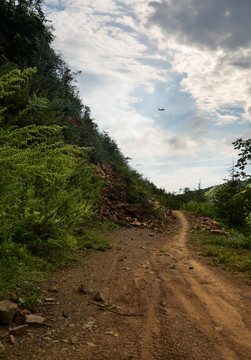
[1,211,251,359]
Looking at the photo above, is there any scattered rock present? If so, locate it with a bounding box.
[25,314,45,326]
[125,267,131,271]
[62,310,69,318]
[86,341,96,347]
[189,266,194,270]
[0,300,19,325]
[141,246,146,250]
[214,326,223,332]
[19,309,31,316]
[9,335,16,344]
[169,265,176,269]
[74,308,82,313]
[48,286,58,293]
[93,292,106,302]
[44,298,56,303]
[70,337,78,344]
[105,331,114,335]
[131,219,142,227]
[10,324,28,335]
[192,215,228,236]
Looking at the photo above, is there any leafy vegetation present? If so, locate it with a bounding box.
[191,230,251,275]
[0,0,250,298]
[0,0,173,299]
[181,201,216,219]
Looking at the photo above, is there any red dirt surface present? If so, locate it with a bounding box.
[1,211,250,359]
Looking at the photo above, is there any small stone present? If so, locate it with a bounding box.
[125,267,131,271]
[62,339,69,343]
[189,266,194,270]
[74,308,82,313]
[48,286,58,293]
[149,234,154,237]
[105,331,114,335]
[25,314,45,326]
[10,324,28,335]
[70,337,78,344]
[43,336,51,341]
[19,309,31,316]
[0,300,19,325]
[114,333,119,337]
[44,298,56,302]
[93,292,106,302]
[62,311,69,318]
[86,342,96,347]
[215,326,223,332]
[9,335,16,344]
[141,246,146,250]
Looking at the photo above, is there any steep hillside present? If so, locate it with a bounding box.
[0,0,173,298]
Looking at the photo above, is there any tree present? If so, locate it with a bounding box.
[213,167,251,231]
[233,138,251,180]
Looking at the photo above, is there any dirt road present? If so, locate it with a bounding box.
[3,211,251,359]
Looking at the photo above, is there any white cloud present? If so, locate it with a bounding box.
[43,0,251,192]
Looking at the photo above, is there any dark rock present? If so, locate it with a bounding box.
[0,300,19,325]
[62,310,69,318]
[48,286,58,293]
[10,324,28,335]
[93,292,106,302]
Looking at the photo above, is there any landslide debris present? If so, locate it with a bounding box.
[96,163,174,230]
[190,213,229,236]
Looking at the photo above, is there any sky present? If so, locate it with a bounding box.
[43,0,251,193]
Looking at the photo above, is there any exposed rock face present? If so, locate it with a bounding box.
[0,300,19,325]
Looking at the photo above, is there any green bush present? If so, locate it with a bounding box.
[181,200,216,218]
[0,125,101,259]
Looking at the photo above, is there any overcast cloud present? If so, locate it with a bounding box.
[44,0,251,192]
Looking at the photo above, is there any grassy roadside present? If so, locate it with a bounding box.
[189,226,251,278]
[0,224,113,301]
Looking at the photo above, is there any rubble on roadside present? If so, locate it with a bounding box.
[96,163,175,230]
[190,214,229,236]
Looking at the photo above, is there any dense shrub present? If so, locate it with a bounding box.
[0,125,101,260]
[181,200,216,218]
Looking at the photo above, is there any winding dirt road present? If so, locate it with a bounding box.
[3,211,251,359]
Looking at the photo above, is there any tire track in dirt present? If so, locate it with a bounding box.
[155,211,251,360]
[3,215,250,360]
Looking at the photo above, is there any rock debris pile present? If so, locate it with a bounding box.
[96,163,174,230]
[191,214,228,236]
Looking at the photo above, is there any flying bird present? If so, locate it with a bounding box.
[158,108,165,111]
